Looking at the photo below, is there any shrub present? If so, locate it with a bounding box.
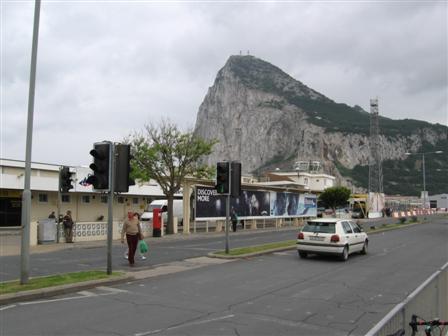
[399,217,407,224]
[410,216,418,223]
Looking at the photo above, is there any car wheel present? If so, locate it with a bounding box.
[340,246,349,261]
[361,240,368,255]
[298,251,307,259]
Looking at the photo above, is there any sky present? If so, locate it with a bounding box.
[1,0,447,167]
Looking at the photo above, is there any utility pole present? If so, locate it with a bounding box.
[20,0,41,284]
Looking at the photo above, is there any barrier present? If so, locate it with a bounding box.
[366,262,448,336]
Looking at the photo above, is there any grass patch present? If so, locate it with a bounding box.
[215,240,296,256]
[0,271,124,295]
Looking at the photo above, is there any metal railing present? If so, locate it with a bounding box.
[366,262,448,336]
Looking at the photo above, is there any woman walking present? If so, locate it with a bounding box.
[121,212,141,266]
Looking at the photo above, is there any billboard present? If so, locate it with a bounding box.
[195,186,316,220]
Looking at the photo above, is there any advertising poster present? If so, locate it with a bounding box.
[196,186,316,220]
[270,192,317,217]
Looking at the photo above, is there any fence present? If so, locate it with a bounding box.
[366,262,448,336]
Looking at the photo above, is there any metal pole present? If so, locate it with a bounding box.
[225,162,232,254]
[422,153,426,209]
[20,0,41,285]
[56,175,61,243]
[107,143,115,275]
[225,194,230,254]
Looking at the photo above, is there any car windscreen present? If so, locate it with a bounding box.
[302,222,336,234]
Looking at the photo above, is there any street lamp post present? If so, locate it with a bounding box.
[405,150,443,209]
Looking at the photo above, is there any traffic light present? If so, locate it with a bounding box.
[216,162,230,194]
[115,144,135,193]
[59,166,74,193]
[230,161,241,197]
[86,142,111,190]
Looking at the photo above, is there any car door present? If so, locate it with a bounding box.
[348,221,364,252]
[341,221,356,252]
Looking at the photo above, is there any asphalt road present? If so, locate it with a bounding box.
[1,218,447,335]
[0,228,297,282]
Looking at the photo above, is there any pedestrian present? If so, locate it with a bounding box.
[121,211,142,266]
[231,207,238,232]
[62,210,74,243]
[48,211,56,219]
[123,212,147,261]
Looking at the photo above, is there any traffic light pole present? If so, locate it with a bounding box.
[225,164,232,254]
[56,173,61,243]
[225,193,230,254]
[107,142,115,275]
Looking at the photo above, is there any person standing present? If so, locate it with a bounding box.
[48,211,56,219]
[121,212,141,266]
[62,210,74,243]
[231,207,238,232]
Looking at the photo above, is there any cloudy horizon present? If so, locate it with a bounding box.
[1,1,447,167]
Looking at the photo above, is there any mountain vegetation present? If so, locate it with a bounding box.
[195,55,447,196]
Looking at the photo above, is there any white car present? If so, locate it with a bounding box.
[297,218,368,261]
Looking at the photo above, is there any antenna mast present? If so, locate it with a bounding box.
[368,98,383,194]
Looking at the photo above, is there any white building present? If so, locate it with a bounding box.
[0,158,169,227]
[428,194,448,209]
[265,171,335,193]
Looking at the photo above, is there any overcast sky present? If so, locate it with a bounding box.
[1,1,447,167]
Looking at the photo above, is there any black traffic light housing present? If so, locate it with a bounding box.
[230,161,241,197]
[216,162,230,194]
[115,144,135,193]
[59,166,74,193]
[86,142,111,190]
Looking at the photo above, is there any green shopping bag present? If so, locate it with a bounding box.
[138,239,148,254]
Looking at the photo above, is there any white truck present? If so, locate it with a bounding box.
[141,199,183,225]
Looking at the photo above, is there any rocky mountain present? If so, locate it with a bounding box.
[194,55,447,195]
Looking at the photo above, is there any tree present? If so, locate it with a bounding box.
[318,186,351,211]
[127,120,216,234]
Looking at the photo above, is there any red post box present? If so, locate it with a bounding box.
[153,208,162,237]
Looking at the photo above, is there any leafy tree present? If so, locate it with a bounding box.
[127,120,217,234]
[318,186,351,211]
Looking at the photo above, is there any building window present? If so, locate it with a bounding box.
[61,195,70,203]
[117,197,124,204]
[100,196,108,203]
[81,195,90,203]
[38,193,48,203]
[304,178,308,185]
[132,197,139,205]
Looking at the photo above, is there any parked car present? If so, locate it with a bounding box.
[141,199,183,225]
[296,218,368,261]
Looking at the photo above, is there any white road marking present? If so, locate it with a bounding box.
[0,304,16,311]
[19,295,91,305]
[96,286,129,294]
[134,314,235,336]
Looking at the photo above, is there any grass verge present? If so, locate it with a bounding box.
[0,271,124,295]
[214,240,296,256]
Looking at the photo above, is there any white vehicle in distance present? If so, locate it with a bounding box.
[296,218,368,261]
[141,199,183,225]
